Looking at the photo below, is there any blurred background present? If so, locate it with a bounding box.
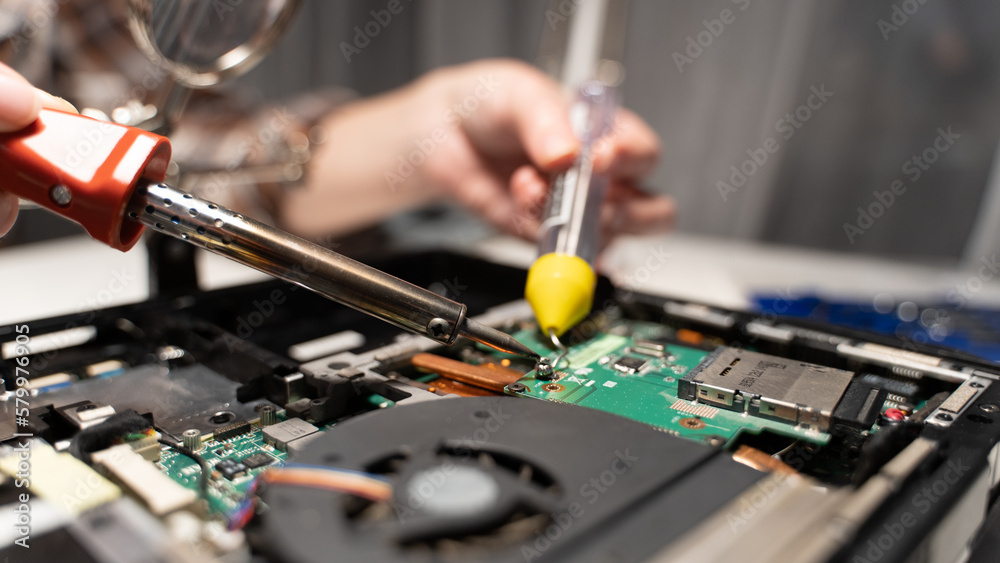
[232,0,1000,264]
[4,0,1000,265]
[7,0,1000,342]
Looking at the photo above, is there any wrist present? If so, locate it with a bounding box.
[379,67,462,193]
[281,82,449,237]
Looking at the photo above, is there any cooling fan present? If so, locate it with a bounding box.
[342,441,561,550]
[253,396,747,563]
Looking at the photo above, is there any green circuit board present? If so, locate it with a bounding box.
[157,423,287,516]
[155,394,393,517]
[503,322,831,447]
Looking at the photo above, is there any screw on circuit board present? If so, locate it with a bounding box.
[182,429,203,452]
[259,405,278,426]
[535,357,555,380]
[935,413,953,421]
[970,381,985,389]
[508,383,527,393]
[980,404,999,413]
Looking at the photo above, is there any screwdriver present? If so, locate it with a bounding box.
[525,80,618,339]
[0,109,538,360]
[526,0,628,343]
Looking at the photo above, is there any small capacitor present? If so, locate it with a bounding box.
[259,405,278,427]
[182,428,203,452]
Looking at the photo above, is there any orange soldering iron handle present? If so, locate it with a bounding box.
[0,108,171,251]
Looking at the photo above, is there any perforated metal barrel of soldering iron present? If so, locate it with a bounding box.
[128,182,467,344]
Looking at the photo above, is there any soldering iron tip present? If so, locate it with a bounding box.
[460,318,539,360]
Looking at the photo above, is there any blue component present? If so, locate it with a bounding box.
[753,293,1000,364]
[36,381,73,393]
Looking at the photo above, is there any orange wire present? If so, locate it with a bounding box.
[261,470,392,502]
[264,475,390,502]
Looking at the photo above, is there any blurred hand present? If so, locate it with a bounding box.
[0,62,76,237]
[286,59,673,244]
[417,59,673,240]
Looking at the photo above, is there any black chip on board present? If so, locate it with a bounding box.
[241,452,274,469]
[614,356,648,374]
[214,420,251,441]
[216,459,248,480]
[832,379,890,430]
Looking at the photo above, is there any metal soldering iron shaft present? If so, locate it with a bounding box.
[127,182,536,358]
